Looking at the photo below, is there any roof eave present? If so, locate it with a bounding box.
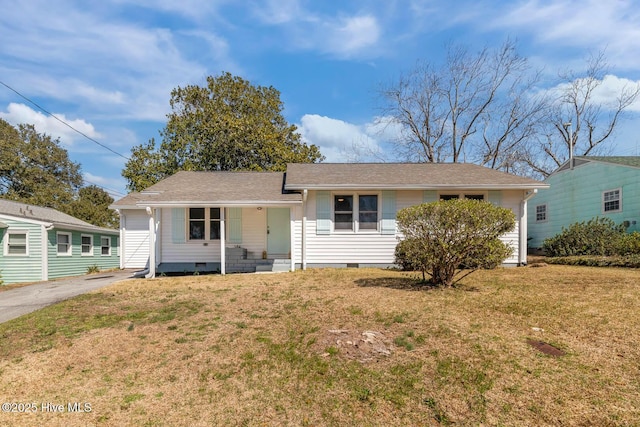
[285,184,549,190]
[50,222,119,234]
[137,200,302,208]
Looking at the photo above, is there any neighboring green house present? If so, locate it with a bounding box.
[0,199,120,285]
[528,156,640,249]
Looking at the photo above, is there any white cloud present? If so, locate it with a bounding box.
[298,114,394,162]
[542,75,640,112]
[254,0,304,24]
[324,15,380,58]
[0,103,101,148]
[252,0,381,59]
[488,0,640,70]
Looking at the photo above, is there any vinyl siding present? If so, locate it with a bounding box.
[47,229,119,279]
[302,189,522,266]
[528,162,640,248]
[0,219,44,284]
[121,209,150,269]
[500,191,521,264]
[160,208,221,263]
[240,208,266,259]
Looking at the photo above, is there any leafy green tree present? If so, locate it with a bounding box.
[0,119,83,210]
[395,199,515,287]
[123,72,324,192]
[67,185,119,229]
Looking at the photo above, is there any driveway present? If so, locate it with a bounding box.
[0,270,138,323]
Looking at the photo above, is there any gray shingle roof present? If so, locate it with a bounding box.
[284,163,546,189]
[112,163,547,208]
[0,198,117,233]
[575,156,640,168]
[112,171,301,207]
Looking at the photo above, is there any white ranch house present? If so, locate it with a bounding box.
[111,163,548,277]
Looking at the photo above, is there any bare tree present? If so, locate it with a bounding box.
[379,40,546,170]
[526,51,640,177]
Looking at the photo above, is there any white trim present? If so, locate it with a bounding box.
[41,225,48,281]
[56,232,72,256]
[602,188,622,214]
[139,200,302,208]
[3,229,29,256]
[286,184,548,191]
[81,234,94,256]
[187,207,222,242]
[535,203,548,223]
[146,207,156,278]
[220,208,226,275]
[332,192,381,233]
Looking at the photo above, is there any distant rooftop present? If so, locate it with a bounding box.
[0,198,117,233]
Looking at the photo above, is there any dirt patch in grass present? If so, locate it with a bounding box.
[0,266,639,426]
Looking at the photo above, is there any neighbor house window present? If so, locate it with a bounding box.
[334,194,378,231]
[81,235,93,256]
[57,232,72,256]
[5,231,28,256]
[603,189,621,213]
[188,208,221,240]
[535,204,547,222]
[101,237,111,256]
[440,194,459,201]
[465,194,485,201]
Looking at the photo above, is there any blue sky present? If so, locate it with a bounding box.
[1,0,640,199]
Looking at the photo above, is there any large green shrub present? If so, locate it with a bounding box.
[617,232,640,255]
[542,218,628,257]
[395,199,515,287]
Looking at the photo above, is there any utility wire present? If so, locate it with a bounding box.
[0,80,130,160]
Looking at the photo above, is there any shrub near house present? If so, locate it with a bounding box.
[396,199,516,286]
[542,217,640,267]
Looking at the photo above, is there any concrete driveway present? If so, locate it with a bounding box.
[0,270,138,324]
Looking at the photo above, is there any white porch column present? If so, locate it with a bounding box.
[289,207,295,272]
[302,189,307,270]
[145,207,156,278]
[220,207,226,275]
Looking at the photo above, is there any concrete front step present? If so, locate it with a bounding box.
[255,259,291,272]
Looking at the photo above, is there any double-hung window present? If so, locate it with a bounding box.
[334,194,378,232]
[188,208,221,240]
[101,237,111,256]
[5,231,28,256]
[57,232,72,256]
[535,204,547,222]
[81,235,93,256]
[359,195,378,230]
[603,189,621,213]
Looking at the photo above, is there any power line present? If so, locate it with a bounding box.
[83,179,126,198]
[0,80,130,160]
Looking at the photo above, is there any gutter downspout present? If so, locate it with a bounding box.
[43,224,53,281]
[145,207,156,278]
[520,189,538,266]
[302,189,307,270]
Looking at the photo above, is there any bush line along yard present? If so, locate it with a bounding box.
[0,266,639,426]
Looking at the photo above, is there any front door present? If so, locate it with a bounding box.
[267,208,291,257]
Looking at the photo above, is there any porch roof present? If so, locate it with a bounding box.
[112,171,301,207]
[284,163,547,190]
